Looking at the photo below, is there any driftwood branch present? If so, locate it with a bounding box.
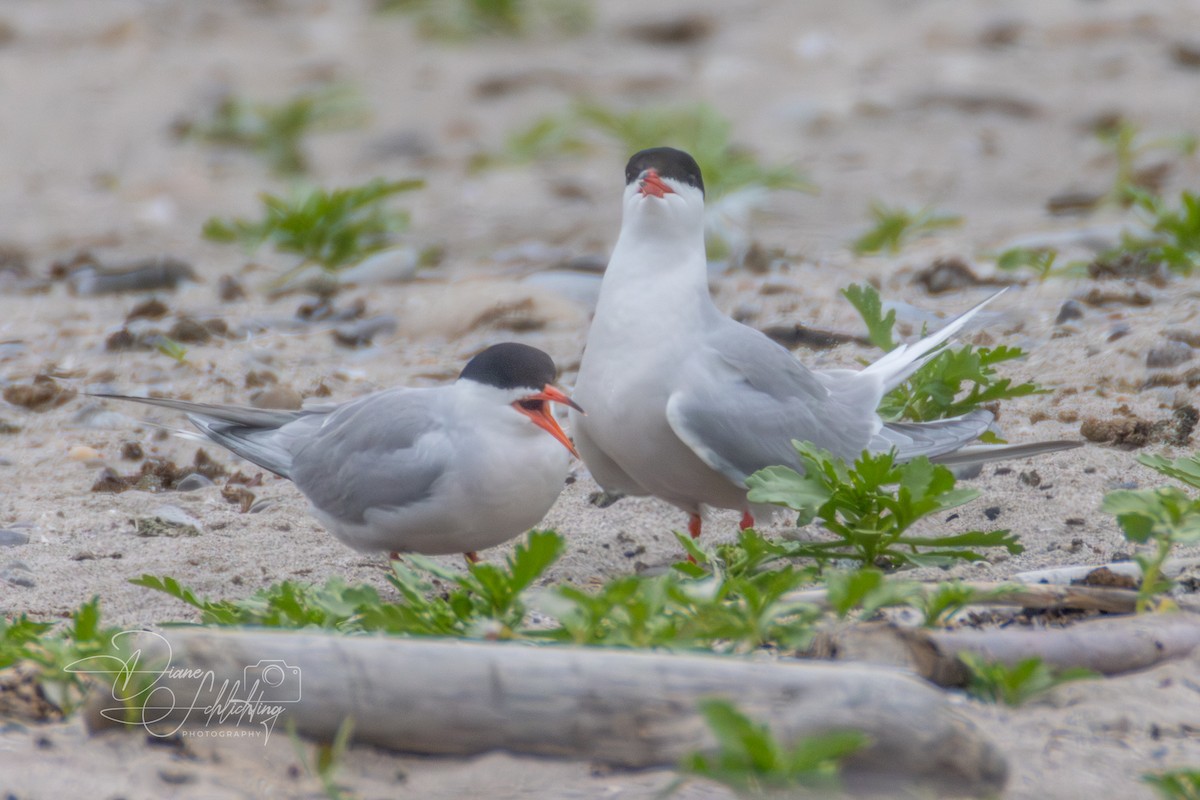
[86,629,1007,794]
[1013,557,1200,586]
[809,611,1200,686]
[786,580,1140,614]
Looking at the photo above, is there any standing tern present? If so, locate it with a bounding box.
[570,146,1078,542]
[97,342,582,561]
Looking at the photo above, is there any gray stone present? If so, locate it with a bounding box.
[175,473,215,492]
[1055,300,1083,324]
[1,560,35,587]
[1146,340,1194,369]
[0,529,30,547]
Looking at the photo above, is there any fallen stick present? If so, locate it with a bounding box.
[1013,557,1200,586]
[810,611,1200,686]
[85,629,1007,794]
[786,580,1140,614]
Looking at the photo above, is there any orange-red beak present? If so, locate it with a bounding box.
[514,384,584,458]
[639,169,674,199]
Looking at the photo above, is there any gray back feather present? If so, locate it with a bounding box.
[287,389,449,524]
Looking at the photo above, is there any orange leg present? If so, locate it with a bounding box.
[685,513,703,564]
[463,551,480,566]
[739,511,755,531]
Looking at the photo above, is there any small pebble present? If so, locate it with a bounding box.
[0,529,30,547]
[68,256,195,295]
[1146,340,1194,369]
[1,560,35,588]
[175,473,215,492]
[248,498,276,514]
[1054,300,1083,324]
[133,505,203,537]
[158,769,196,786]
[68,445,103,462]
[125,297,169,322]
[249,386,303,410]
[332,315,398,348]
[168,316,212,345]
[1172,40,1200,68]
[218,274,246,302]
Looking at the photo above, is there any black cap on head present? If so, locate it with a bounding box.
[625,147,704,196]
[459,342,557,391]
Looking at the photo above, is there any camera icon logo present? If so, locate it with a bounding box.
[244,660,302,702]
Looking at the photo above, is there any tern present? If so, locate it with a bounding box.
[570,146,1077,543]
[97,342,582,561]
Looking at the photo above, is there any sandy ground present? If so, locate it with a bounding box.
[2,0,1200,797]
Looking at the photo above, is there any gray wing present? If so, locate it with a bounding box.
[288,388,450,525]
[665,322,880,486]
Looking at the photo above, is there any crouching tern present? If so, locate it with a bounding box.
[570,146,1079,543]
[98,342,582,561]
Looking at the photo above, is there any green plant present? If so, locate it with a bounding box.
[132,530,563,638]
[536,531,820,653]
[994,247,1086,282]
[822,568,919,620]
[184,86,368,176]
[852,202,962,255]
[482,103,811,199]
[841,283,1044,422]
[879,343,1043,423]
[679,698,867,795]
[1097,121,1197,207]
[913,581,1016,628]
[378,0,591,39]
[746,443,1022,568]
[1139,452,1200,489]
[1144,769,1200,800]
[291,717,356,800]
[840,283,896,351]
[203,178,423,281]
[382,529,564,638]
[959,653,1097,706]
[1102,486,1200,613]
[575,104,812,198]
[1,598,126,714]
[150,334,188,364]
[130,573,388,630]
[1118,190,1200,276]
[133,529,823,654]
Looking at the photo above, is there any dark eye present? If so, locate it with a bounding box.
[518,399,543,412]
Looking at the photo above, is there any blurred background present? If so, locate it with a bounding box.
[2,0,1197,287]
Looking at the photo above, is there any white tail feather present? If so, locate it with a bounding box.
[861,288,1008,394]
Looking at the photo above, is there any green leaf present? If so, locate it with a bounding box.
[203,178,423,274]
[1138,452,1200,490]
[960,653,1098,706]
[880,342,1044,422]
[852,202,962,255]
[746,445,1015,568]
[1144,769,1200,800]
[823,569,919,619]
[682,699,866,792]
[186,85,369,176]
[745,465,830,517]
[841,283,897,351]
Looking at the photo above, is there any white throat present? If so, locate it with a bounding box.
[593,186,712,331]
